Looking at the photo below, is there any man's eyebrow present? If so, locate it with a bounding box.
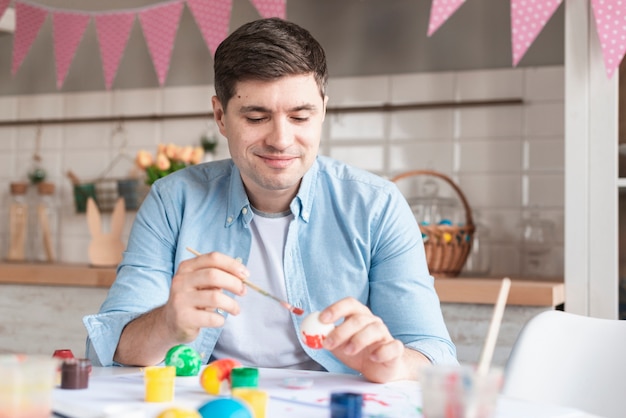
[238,104,319,113]
[239,105,269,113]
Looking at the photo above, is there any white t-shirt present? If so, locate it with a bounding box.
[212,208,321,370]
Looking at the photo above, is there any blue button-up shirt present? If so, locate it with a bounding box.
[83,156,457,373]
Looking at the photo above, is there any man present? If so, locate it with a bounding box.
[84,17,456,383]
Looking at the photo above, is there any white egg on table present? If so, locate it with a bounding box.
[300,311,336,349]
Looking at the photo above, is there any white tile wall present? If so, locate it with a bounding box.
[0,66,565,278]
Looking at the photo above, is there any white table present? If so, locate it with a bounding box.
[52,367,597,418]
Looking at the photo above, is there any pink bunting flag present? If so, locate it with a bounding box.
[249,0,286,19]
[139,0,184,86]
[0,0,10,20]
[95,12,135,90]
[11,1,48,75]
[427,0,466,37]
[187,0,233,57]
[510,0,563,66]
[52,11,91,89]
[592,0,626,79]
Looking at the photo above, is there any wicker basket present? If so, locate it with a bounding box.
[391,170,475,278]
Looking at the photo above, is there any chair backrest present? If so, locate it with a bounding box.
[502,310,626,418]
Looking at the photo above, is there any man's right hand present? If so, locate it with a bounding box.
[113,251,248,366]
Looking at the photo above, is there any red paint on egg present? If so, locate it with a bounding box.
[302,331,326,349]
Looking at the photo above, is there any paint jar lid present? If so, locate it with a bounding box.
[330,392,363,418]
[52,349,75,360]
[144,365,176,379]
[230,367,259,389]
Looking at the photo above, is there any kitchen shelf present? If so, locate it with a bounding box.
[434,276,564,307]
[0,262,116,287]
[0,263,563,307]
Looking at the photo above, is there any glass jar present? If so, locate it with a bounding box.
[520,210,556,277]
[33,182,58,263]
[6,182,30,261]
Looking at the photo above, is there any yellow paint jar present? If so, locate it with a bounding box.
[144,366,176,402]
[231,388,268,418]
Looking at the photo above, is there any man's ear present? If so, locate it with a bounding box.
[212,96,226,133]
[322,95,329,122]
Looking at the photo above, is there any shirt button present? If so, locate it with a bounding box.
[227,216,233,223]
[242,207,248,215]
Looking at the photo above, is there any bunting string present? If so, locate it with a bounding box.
[0,0,624,90]
[426,0,626,78]
[2,0,285,89]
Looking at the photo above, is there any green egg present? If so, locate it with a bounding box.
[165,344,202,376]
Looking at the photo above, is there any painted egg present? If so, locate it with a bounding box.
[165,344,202,376]
[198,398,252,418]
[156,407,201,418]
[300,311,335,349]
[200,358,242,395]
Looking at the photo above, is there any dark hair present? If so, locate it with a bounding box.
[214,18,328,108]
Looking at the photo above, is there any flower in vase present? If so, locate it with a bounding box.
[136,143,204,185]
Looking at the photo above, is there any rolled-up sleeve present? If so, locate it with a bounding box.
[83,311,144,367]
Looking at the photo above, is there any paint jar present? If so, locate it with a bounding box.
[330,392,363,418]
[230,367,259,389]
[60,358,91,389]
[0,354,57,418]
[144,366,176,402]
[232,388,268,418]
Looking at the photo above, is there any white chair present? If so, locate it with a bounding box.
[502,310,626,418]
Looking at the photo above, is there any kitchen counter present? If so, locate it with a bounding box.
[0,263,564,307]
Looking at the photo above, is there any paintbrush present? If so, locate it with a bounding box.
[186,247,304,316]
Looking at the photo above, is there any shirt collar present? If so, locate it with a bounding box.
[226,158,319,226]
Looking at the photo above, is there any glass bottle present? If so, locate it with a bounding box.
[33,182,58,263]
[6,182,29,262]
[463,211,492,276]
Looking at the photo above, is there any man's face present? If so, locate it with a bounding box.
[212,74,327,210]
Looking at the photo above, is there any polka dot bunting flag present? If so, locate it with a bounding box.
[428,0,466,37]
[592,0,626,79]
[187,0,233,57]
[52,11,91,89]
[95,12,135,90]
[249,0,286,20]
[138,0,184,86]
[0,0,9,21]
[11,2,48,76]
[510,0,563,66]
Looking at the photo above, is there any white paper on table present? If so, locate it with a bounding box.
[53,367,423,418]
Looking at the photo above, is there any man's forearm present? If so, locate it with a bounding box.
[401,347,432,381]
[113,307,178,366]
